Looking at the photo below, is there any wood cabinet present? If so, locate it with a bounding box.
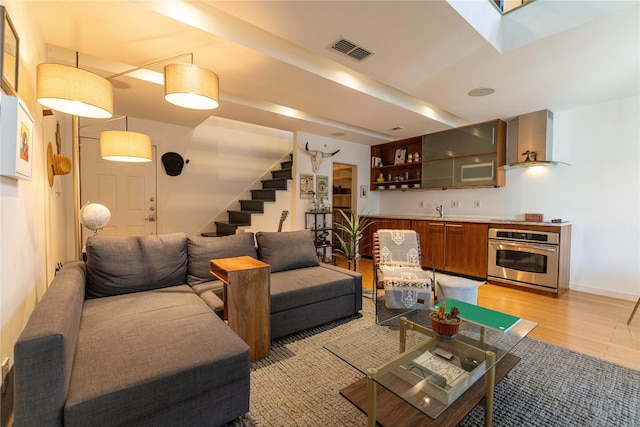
[370,136,422,191]
[422,119,506,189]
[411,220,489,278]
[361,217,411,257]
[370,119,506,191]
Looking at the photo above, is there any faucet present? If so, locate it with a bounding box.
[436,205,444,218]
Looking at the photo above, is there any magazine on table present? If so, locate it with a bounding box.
[410,350,467,386]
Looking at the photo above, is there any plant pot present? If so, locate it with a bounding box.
[429,312,461,338]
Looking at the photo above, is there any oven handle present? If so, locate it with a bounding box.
[489,240,557,253]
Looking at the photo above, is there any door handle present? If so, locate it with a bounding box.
[144,215,156,222]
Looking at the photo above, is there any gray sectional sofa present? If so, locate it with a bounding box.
[14,230,362,426]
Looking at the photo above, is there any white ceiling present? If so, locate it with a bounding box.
[27,0,639,145]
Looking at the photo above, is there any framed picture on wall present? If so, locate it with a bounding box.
[0,6,19,95]
[360,185,368,198]
[300,173,314,199]
[316,175,328,197]
[394,147,407,165]
[1,95,33,180]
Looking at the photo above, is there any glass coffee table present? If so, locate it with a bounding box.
[324,300,537,427]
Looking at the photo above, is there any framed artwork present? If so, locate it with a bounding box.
[0,6,19,95]
[360,185,368,198]
[394,147,407,165]
[300,173,314,199]
[0,95,33,180]
[316,175,328,197]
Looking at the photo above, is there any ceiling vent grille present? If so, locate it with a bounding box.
[331,38,374,61]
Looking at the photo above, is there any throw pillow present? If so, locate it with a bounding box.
[255,229,320,273]
[86,233,188,298]
[187,233,257,285]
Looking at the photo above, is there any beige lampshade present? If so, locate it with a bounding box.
[100,130,152,162]
[37,63,113,119]
[164,63,219,110]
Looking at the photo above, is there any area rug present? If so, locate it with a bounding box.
[225,298,639,426]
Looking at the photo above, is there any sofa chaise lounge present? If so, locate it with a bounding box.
[14,230,362,426]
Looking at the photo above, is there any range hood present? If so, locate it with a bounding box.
[504,109,570,169]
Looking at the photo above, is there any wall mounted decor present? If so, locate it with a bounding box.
[161,152,184,176]
[360,185,368,198]
[0,6,19,95]
[316,174,328,197]
[1,94,33,180]
[300,173,313,199]
[47,121,72,187]
[304,142,340,172]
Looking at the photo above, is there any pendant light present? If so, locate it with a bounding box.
[100,130,152,162]
[81,116,153,163]
[164,63,219,110]
[36,63,113,119]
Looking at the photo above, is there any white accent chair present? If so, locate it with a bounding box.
[373,229,435,319]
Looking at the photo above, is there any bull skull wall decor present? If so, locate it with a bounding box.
[304,142,340,172]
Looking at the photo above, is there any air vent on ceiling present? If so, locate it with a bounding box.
[331,38,374,61]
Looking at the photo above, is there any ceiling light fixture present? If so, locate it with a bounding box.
[468,87,495,97]
[106,53,219,110]
[80,116,152,163]
[36,61,113,119]
[164,63,219,110]
[100,131,152,162]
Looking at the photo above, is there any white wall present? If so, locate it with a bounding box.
[377,96,640,300]
[0,0,71,388]
[293,132,378,230]
[79,115,293,236]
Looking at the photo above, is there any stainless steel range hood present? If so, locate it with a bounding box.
[504,109,570,169]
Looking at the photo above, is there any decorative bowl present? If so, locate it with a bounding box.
[429,312,461,338]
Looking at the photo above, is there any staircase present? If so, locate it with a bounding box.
[203,154,293,237]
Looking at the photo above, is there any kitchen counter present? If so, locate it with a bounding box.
[366,214,572,228]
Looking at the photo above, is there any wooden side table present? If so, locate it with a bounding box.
[210,256,271,362]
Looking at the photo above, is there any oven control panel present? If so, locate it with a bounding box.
[488,228,559,245]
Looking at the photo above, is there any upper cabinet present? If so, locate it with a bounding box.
[370,136,423,191]
[371,119,506,191]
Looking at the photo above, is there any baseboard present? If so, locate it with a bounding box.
[570,283,638,302]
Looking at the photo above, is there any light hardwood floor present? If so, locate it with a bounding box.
[339,257,640,370]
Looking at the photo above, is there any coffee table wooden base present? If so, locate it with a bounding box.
[340,353,520,427]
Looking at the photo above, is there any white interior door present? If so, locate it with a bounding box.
[80,138,157,245]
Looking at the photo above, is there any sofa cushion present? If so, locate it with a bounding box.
[64,285,249,426]
[85,233,187,298]
[256,230,320,273]
[270,266,355,313]
[187,233,257,285]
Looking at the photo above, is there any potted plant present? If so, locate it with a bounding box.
[334,209,371,271]
[429,302,461,338]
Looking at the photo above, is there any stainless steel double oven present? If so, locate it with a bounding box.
[487,228,559,292]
